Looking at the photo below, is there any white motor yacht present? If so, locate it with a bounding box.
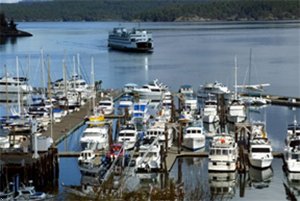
[227,99,246,123]
[133,79,167,97]
[248,122,273,169]
[135,138,161,172]
[203,98,220,124]
[145,120,173,148]
[97,96,114,115]
[0,75,33,94]
[198,81,230,98]
[182,123,206,151]
[208,134,238,172]
[117,122,138,150]
[80,119,109,150]
[284,121,300,172]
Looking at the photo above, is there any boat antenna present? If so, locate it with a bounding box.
[16,56,21,117]
[40,48,46,99]
[248,48,252,94]
[234,55,238,100]
[47,55,53,140]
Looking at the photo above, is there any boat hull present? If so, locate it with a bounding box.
[249,157,273,169]
[208,161,236,172]
[182,136,205,151]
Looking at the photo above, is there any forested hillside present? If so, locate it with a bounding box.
[0,0,299,22]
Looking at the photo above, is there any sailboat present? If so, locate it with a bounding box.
[227,56,247,123]
[237,49,270,106]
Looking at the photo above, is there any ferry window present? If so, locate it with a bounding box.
[210,149,214,155]
[222,150,228,155]
[216,149,221,155]
[292,154,299,160]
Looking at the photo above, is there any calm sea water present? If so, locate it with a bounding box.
[1,21,300,200]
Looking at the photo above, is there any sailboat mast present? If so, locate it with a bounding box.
[16,56,21,116]
[248,48,252,92]
[41,49,46,99]
[77,53,81,78]
[234,56,238,100]
[91,56,95,114]
[47,56,53,139]
[4,65,8,118]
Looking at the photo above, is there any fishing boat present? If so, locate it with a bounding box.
[182,122,206,151]
[208,133,238,172]
[117,122,138,150]
[284,120,300,172]
[248,122,273,169]
[108,27,153,52]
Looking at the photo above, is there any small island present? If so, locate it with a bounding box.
[0,13,32,37]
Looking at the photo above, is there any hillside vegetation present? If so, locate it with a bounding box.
[0,0,299,22]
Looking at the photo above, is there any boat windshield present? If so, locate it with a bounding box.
[251,148,270,153]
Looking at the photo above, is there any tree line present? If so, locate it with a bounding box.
[0,0,299,22]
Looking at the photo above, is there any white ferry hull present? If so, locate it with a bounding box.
[208,161,236,172]
[108,41,153,52]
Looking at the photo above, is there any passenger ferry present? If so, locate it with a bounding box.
[108,27,153,52]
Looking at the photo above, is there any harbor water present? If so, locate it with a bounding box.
[0,21,300,200]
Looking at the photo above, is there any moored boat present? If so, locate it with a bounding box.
[208,133,238,172]
[182,123,206,151]
[284,120,300,172]
[248,122,273,169]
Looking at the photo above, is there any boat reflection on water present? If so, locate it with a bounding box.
[63,173,101,199]
[283,170,300,199]
[248,166,273,189]
[123,172,161,192]
[208,171,237,199]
